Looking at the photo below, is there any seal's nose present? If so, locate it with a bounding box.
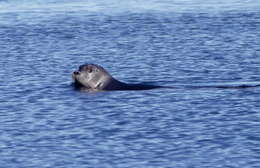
[73,71,80,75]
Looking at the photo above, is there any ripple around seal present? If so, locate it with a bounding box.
[1,1,260,168]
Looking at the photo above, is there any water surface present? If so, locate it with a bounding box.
[0,0,260,167]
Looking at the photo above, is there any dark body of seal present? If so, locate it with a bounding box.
[72,64,162,91]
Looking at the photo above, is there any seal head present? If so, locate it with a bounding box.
[72,64,117,90]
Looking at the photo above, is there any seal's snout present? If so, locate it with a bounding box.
[73,71,80,75]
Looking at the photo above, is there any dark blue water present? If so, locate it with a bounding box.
[1,0,260,167]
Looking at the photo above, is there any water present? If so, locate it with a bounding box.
[0,0,260,167]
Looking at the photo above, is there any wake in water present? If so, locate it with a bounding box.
[179,83,260,89]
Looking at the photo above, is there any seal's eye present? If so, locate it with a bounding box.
[88,68,93,73]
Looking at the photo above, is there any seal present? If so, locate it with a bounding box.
[72,64,260,91]
[72,64,162,91]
